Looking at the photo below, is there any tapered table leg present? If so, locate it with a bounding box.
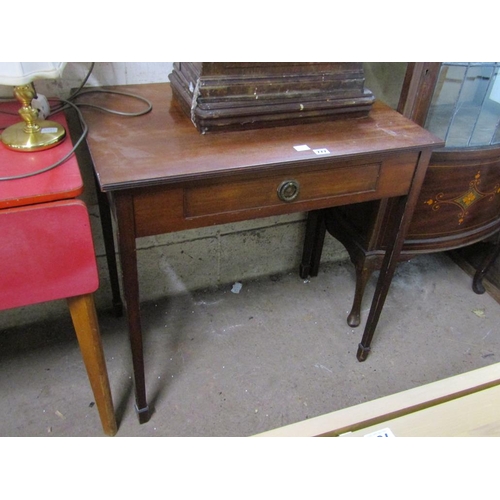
[300,210,326,279]
[115,192,150,424]
[356,198,408,361]
[67,293,117,436]
[357,149,433,361]
[94,177,123,317]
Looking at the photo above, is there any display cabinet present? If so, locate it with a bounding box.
[301,62,500,326]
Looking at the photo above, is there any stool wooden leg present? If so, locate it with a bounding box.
[67,293,117,436]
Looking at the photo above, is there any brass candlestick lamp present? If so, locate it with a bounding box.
[0,62,67,152]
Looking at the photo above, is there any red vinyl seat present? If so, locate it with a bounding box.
[0,198,117,436]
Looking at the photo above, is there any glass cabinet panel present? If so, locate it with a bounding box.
[425,62,500,147]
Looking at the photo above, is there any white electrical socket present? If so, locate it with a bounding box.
[31,94,50,119]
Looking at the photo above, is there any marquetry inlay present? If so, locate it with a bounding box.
[425,171,500,224]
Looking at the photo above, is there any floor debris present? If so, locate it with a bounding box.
[472,308,486,318]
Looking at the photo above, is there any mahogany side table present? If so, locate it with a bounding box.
[0,109,117,436]
[74,83,444,424]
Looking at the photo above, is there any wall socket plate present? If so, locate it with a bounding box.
[31,94,50,120]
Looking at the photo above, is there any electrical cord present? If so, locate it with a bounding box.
[71,89,153,116]
[0,63,153,181]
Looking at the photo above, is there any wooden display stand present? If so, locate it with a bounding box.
[169,62,374,133]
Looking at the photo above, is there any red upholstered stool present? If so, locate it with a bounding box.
[0,199,117,436]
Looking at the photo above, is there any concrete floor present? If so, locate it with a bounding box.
[1,251,500,437]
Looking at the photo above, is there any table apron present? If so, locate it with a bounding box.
[127,151,419,238]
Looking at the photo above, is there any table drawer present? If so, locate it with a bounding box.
[131,152,418,237]
[185,162,381,218]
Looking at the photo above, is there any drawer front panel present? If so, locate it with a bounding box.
[184,163,381,218]
[132,152,419,237]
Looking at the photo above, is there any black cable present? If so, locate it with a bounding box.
[72,89,153,116]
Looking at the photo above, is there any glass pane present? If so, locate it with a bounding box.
[425,62,500,147]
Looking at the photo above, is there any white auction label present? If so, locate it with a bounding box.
[364,427,395,437]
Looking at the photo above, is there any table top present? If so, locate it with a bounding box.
[77,83,444,192]
[0,102,83,209]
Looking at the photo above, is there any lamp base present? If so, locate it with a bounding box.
[1,120,66,152]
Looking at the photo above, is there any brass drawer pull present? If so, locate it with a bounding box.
[277,180,300,202]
